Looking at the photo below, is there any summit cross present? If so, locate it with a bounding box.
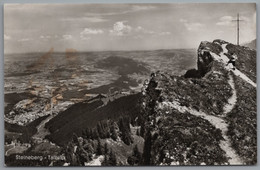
[232,13,244,45]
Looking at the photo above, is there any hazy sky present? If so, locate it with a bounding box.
[4,3,256,53]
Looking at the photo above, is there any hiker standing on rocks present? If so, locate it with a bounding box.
[226,52,237,70]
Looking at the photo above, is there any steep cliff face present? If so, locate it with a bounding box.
[141,40,256,165]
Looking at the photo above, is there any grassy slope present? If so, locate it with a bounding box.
[226,73,257,165]
[226,44,256,82]
[142,72,230,165]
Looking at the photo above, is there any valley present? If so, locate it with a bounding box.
[4,48,197,166]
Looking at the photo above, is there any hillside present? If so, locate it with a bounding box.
[45,93,142,146]
[141,39,256,165]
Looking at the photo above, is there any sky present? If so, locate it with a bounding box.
[4,3,256,53]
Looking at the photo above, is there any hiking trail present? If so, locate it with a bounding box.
[223,74,237,115]
[210,44,256,87]
[160,99,243,165]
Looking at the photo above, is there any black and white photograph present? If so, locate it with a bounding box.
[4,3,256,166]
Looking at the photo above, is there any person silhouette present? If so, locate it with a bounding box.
[226,52,237,70]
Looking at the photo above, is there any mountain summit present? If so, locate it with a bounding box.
[141,39,256,165]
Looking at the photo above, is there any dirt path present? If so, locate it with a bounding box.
[232,69,256,87]
[161,50,245,164]
[193,42,257,164]
[208,44,256,87]
[160,100,242,165]
[223,74,237,115]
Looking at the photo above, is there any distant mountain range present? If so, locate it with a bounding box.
[242,39,256,50]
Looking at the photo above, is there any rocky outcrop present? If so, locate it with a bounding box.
[197,41,222,76]
[141,40,256,165]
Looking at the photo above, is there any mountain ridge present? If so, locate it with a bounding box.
[59,39,256,166]
[140,39,256,165]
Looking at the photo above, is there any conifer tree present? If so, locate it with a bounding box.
[108,150,117,166]
[136,129,140,136]
[96,138,103,155]
[142,130,152,165]
[104,142,109,155]
[127,144,141,165]
[110,123,118,141]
